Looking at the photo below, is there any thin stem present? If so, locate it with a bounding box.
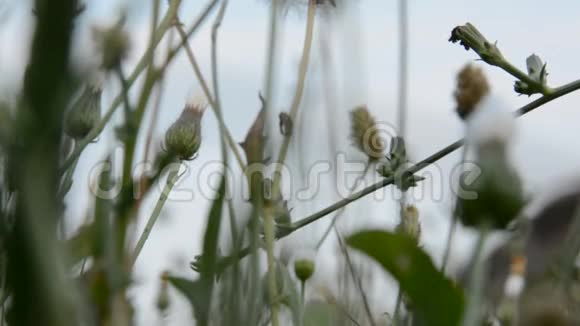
[316,163,371,250]
[214,77,580,271]
[271,0,316,197]
[462,224,490,326]
[130,168,180,266]
[499,59,552,96]
[393,288,403,325]
[440,145,468,273]
[175,23,246,170]
[59,0,219,174]
[396,0,409,138]
[335,229,376,326]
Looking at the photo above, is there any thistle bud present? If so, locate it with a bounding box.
[64,81,102,139]
[396,205,421,243]
[92,19,130,70]
[350,105,385,160]
[164,102,205,160]
[449,23,504,66]
[454,64,490,120]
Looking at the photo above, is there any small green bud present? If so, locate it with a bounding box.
[294,259,315,283]
[164,103,204,160]
[64,82,102,139]
[449,23,504,66]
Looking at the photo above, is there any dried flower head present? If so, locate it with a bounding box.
[350,105,385,160]
[454,64,490,120]
[64,80,102,139]
[396,205,421,243]
[164,101,205,160]
[92,19,131,70]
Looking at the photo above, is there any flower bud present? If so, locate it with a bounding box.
[350,105,385,160]
[294,259,315,283]
[92,19,131,70]
[514,54,549,95]
[64,81,102,139]
[164,102,205,160]
[454,64,490,120]
[449,23,504,66]
[396,205,421,243]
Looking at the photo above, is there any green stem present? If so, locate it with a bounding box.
[440,145,468,273]
[175,23,246,170]
[271,0,316,197]
[393,288,403,325]
[59,0,219,174]
[335,229,376,326]
[462,224,490,326]
[315,163,370,250]
[130,169,180,266]
[214,77,580,272]
[499,59,552,96]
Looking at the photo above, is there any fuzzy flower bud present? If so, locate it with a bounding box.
[449,23,504,66]
[350,105,385,160]
[92,20,131,70]
[396,205,421,243]
[64,81,102,139]
[164,102,205,160]
[454,64,490,120]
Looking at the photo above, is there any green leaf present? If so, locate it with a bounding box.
[171,174,226,326]
[347,230,464,326]
[166,276,208,320]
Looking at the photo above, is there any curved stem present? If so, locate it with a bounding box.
[130,169,180,266]
[175,23,245,170]
[59,0,220,174]
[214,77,580,272]
[462,224,490,326]
[315,163,370,250]
[271,0,316,197]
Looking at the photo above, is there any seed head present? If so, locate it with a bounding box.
[396,205,421,243]
[64,81,102,139]
[164,101,205,160]
[92,19,131,70]
[454,64,490,120]
[350,105,385,160]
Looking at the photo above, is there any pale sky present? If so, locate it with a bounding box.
[2,0,580,325]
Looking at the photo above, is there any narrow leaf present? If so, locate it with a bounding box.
[347,230,464,326]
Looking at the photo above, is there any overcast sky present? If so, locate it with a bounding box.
[2,0,580,324]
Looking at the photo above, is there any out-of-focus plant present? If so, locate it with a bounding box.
[2,0,580,324]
